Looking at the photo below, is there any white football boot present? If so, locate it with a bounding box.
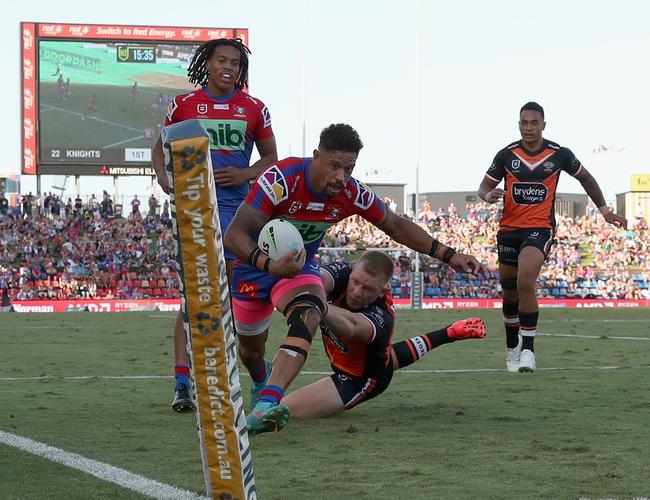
[518,349,536,373]
[506,335,522,372]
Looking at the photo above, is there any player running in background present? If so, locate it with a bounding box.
[82,93,97,121]
[224,123,487,435]
[281,251,485,420]
[478,102,627,373]
[63,78,71,101]
[151,38,278,412]
[56,75,66,102]
[129,81,138,104]
[143,126,154,144]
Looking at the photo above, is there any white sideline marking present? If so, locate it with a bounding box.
[1,364,649,382]
[537,332,650,341]
[0,430,207,499]
[0,326,53,330]
[395,365,650,374]
[541,319,649,323]
[0,375,171,381]
[305,365,650,375]
[41,104,143,132]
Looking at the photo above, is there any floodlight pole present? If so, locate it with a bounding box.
[411,0,423,309]
[301,0,307,156]
[414,0,421,254]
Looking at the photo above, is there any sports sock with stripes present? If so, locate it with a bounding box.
[174,364,191,390]
[258,385,284,406]
[249,361,268,383]
[503,300,520,349]
[392,327,453,369]
[519,310,539,351]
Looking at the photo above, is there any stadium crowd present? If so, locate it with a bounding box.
[0,192,179,303]
[0,193,648,302]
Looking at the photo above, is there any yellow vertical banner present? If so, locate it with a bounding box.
[163,120,256,499]
[631,174,650,192]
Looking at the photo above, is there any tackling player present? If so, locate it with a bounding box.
[281,251,485,420]
[224,123,487,435]
[152,38,278,412]
[478,102,627,373]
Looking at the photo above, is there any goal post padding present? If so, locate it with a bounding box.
[163,119,256,499]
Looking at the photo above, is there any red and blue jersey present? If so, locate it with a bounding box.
[165,87,273,211]
[231,157,386,302]
[246,157,387,258]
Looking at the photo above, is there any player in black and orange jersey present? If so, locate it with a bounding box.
[226,124,487,435]
[478,102,627,373]
[280,251,485,419]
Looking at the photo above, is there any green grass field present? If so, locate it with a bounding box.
[40,82,170,151]
[38,40,196,152]
[1,309,649,499]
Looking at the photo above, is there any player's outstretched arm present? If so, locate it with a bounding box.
[376,208,487,276]
[152,137,169,194]
[574,167,628,229]
[478,175,504,204]
[321,305,375,343]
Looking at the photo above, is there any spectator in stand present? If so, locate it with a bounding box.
[0,193,8,216]
[131,195,141,218]
[0,196,647,308]
[161,199,170,222]
[22,193,33,218]
[148,194,158,218]
[73,196,82,217]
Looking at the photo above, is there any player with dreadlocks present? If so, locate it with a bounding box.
[152,38,278,413]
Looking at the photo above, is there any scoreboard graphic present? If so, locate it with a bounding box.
[20,23,248,176]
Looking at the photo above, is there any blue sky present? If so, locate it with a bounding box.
[4,0,649,204]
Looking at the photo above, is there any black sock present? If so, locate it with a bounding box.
[503,301,520,349]
[392,327,452,369]
[519,310,539,352]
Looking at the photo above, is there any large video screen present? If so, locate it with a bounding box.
[21,23,247,175]
[38,40,197,166]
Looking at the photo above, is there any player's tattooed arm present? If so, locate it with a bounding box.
[377,208,487,276]
[224,204,305,278]
[575,167,628,229]
[376,208,444,255]
[224,204,270,262]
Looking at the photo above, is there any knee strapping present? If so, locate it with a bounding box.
[286,306,316,344]
[279,344,309,358]
[283,293,326,316]
[500,277,517,291]
[283,293,326,345]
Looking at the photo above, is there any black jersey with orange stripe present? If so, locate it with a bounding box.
[486,139,582,231]
[320,262,395,379]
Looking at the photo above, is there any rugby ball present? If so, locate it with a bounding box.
[258,219,304,260]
